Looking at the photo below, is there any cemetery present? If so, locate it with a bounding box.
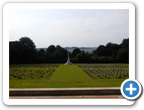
[9,63,129,88]
[9,51,128,99]
[9,50,128,98]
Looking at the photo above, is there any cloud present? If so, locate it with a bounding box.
[28,26,31,29]
[9,9,129,47]
[36,10,128,47]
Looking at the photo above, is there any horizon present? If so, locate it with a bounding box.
[36,46,97,48]
[9,37,128,49]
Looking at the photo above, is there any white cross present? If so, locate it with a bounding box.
[126,83,137,95]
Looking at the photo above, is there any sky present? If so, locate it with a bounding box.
[9,9,129,48]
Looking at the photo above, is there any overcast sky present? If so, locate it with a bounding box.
[9,9,129,48]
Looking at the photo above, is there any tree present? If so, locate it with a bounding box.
[46,45,56,54]
[110,44,121,58]
[117,38,129,63]
[117,48,129,63]
[72,48,81,58]
[45,51,53,62]
[105,42,121,57]
[9,36,129,64]
[37,49,45,57]
[19,37,36,50]
[19,37,36,57]
[94,45,106,56]
[54,45,67,58]
[9,41,25,63]
[76,51,91,63]
[52,51,62,59]
[9,37,36,64]
[121,38,129,48]
[105,42,112,56]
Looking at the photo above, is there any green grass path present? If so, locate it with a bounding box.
[50,64,90,80]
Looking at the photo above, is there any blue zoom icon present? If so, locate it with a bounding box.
[123,81,139,97]
[121,79,142,100]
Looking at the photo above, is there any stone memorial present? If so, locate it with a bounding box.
[64,50,73,65]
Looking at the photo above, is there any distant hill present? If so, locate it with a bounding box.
[64,47,96,49]
[36,47,97,53]
[67,48,96,53]
[65,47,97,53]
[36,48,47,51]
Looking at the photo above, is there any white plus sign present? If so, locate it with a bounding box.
[126,83,137,95]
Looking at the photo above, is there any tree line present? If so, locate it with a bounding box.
[9,37,129,64]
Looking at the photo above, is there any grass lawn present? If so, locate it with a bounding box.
[9,64,127,88]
